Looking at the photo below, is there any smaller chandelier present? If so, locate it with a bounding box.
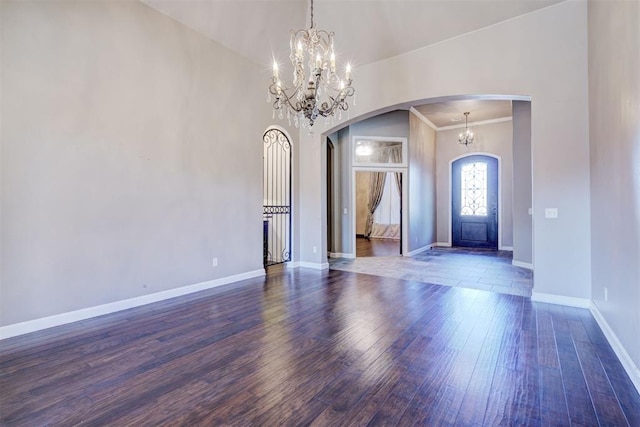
[267,0,355,128]
[458,112,474,146]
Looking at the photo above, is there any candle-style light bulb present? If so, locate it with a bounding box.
[273,60,279,78]
[346,63,351,81]
[330,52,336,72]
[315,53,322,69]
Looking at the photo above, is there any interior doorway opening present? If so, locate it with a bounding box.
[355,170,402,257]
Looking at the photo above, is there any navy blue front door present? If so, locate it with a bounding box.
[451,155,498,249]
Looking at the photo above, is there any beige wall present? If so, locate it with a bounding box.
[0,0,273,326]
[435,120,514,249]
[332,127,352,254]
[408,113,437,251]
[588,0,640,382]
[512,101,533,265]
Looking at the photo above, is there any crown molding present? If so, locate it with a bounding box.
[409,107,437,130]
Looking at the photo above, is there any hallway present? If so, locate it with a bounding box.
[330,245,533,297]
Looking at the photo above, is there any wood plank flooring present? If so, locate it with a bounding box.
[356,237,400,257]
[1,268,639,426]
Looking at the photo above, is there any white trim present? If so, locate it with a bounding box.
[409,107,437,130]
[285,261,300,269]
[590,303,640,394]
[351,135,408,168]
[500,245,514,251]
[512,260,533,270]
[297,262,330,270]
[406,243,436,256]
[328,252,356,259]
[435,241,452,247]
[530,292,591,308]
[530,295,640,395]
[437,116,512,131]
[0,269,266,340]
[448,153,502,250]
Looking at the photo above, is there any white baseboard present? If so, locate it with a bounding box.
[590,303,640,394]
[435,242,452,247]
[530,292,591,308]
[407,243,435,257]
[297,262,329,270]
[0,269,266,340]
[512,260,534,270]
[500,245,514,251]
[328,252,355,259]
[285,261,299,269]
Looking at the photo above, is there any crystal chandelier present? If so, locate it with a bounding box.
[458,112,474,146]
[267,0,355,128]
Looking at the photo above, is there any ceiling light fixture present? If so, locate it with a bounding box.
[267,0,355,128]
[458,112,474,146]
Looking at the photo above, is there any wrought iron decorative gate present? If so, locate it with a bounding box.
[263,128,292,267]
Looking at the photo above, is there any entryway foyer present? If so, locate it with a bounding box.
[330,244,533,297]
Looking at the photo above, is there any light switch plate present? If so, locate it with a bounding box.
[545,208,558,219]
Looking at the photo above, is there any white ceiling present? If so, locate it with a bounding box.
[142,0,553,125]
[413,99,513,128]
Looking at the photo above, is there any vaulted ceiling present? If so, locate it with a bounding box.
[142,0,560,124]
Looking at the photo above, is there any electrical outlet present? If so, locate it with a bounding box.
[312,246,317,254]
[604,287,608,302]
[212,257,218,267]
[343,208,348,215]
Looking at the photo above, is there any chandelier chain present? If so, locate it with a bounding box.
[310,0,314,28]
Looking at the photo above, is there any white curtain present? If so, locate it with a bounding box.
[371,171,401,239]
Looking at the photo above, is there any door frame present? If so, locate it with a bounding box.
[448,152,503,249]
[352,167,408,257]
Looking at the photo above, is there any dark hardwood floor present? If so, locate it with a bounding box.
[356,236,400,257]
[1,268,639,426]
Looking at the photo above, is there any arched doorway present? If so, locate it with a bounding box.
[263,127,292,267]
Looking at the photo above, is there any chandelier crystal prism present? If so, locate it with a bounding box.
[458,112,474,146]
[267,0,355,128]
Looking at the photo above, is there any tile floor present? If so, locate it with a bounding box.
[329,245,533,297]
